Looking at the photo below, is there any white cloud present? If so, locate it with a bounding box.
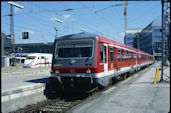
[62,14,70,20]
[25,30,34,35]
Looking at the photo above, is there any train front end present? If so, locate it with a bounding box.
[50,33,98,93]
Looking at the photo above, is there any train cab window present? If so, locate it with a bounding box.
[100,45,104,62]
[110,47,114,61]
[118,48,120,61]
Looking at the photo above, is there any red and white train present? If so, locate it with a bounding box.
[50,33,154,92]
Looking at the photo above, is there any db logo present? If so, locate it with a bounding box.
[70,59,76,64]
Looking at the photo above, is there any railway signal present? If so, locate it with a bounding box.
[22,32,29,39]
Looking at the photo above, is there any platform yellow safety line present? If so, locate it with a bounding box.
[154,68,159,84]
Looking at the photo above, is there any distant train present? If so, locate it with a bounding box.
[23,53,52,68]
[49,33,154,93]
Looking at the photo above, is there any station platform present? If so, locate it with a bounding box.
[67,63,170,113]
[1,67,51,113]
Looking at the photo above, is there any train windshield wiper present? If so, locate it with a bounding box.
[85,56,89,62]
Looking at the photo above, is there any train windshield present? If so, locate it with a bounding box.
[26,56,36,59]
[55,40,93,58]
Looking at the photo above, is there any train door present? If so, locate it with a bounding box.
[136,52,138,70]
[103,44,108,85]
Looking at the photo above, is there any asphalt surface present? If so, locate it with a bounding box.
[67,63,170,113]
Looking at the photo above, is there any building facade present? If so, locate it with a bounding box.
[4,42,54,55]
[139,16,164,61]
[1,33,13,55]
[124,28,142,48]
[1,33,13,66]
[125,16,170,61]
[1,33,54,67]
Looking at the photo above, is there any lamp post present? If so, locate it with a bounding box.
[54,18,63,23]
[80,28,86,33]
[54,27,58,38]
[54,18,63,38]
[8,1,24,66]
[17,47,22,64]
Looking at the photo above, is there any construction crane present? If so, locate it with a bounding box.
[124,1,128,43]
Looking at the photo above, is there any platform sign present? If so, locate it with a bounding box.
[22,32,29,39]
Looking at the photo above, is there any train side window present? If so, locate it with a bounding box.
[122,49,124,61]
[41,56,45,59]
[104,46,107,63]
[127,51,129,61]
[110,47,114,61]
[100,45,104,62]
[131,52,133,61]
[129,52,132,61]
[133,53,135,61]
[140,54,141,60]
[125,50,127,61]
[118,48,120,61]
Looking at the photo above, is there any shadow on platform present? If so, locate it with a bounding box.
[25,77,49,83]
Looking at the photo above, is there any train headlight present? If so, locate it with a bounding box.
[55,70,60,74]
[86,69,91,74]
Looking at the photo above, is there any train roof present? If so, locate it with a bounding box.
[56,33,153,56]
[98,35,153,56]
[56,33,98,40]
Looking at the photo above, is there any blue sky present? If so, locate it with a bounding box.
[1,1,161,44]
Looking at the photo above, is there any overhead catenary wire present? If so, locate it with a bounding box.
[2,22,55,37]
[2,1,162,44]
[2,1,124,37]
[80,3,118,37]
[81,2,124,39]
[59,2,113,35]
[2,22,54,43]
[60,2,123,34]
[127,3,161,27]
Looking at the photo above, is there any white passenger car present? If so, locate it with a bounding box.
[23,53,52,68]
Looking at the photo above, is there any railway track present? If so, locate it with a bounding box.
[11,66,149,113]
[11,79,126,113]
